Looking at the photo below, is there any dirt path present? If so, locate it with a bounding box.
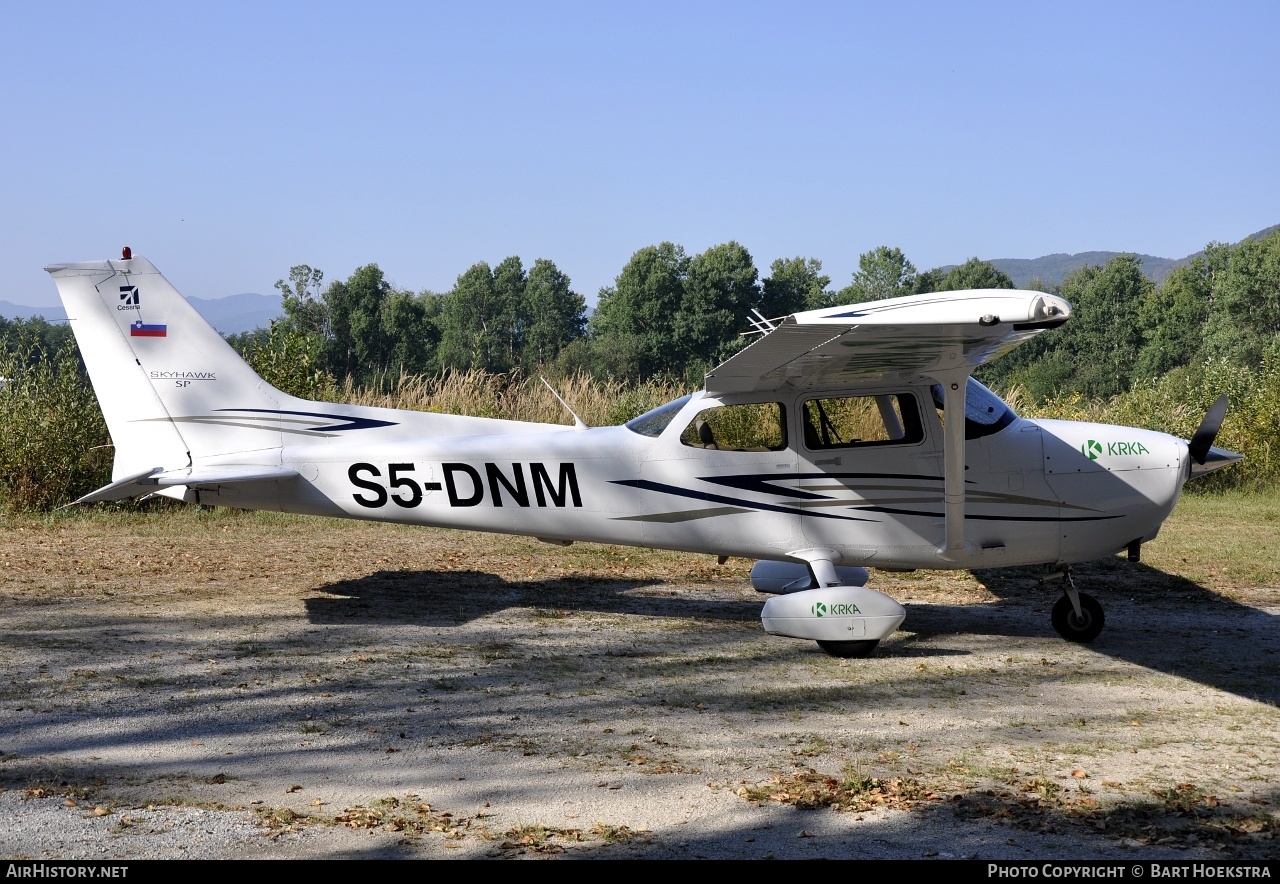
[1,511,1277,859]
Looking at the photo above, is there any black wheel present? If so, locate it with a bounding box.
[816,640,879,658]
[1051,592,1105,643]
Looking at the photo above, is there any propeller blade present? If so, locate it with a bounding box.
[1187,394,1228,465]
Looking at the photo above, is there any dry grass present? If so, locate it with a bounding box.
[2,494,1278,858]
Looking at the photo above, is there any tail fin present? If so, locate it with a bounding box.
[46,255,289,480]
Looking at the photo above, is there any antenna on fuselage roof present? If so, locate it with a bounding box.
[540,377,588,430]
[742,308,779,337]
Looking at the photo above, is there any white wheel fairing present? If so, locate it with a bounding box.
[761,586,905,643]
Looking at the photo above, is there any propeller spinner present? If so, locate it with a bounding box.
[1187,394,1243,477]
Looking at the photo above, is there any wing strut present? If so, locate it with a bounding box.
[933,368,973,557]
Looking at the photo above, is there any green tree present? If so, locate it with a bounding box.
[244,320,339,401]
[264,263,441,387]
[590,242,690,380]
[1133,256,1213,379]
[982,256,1151,400]
[761,256,831,315]
[492,256,527,369]
[274,264,328,339]
[837,246,917,303]
[381,288,440,378]
[522,259,586,371]
[323,264,397,384]
[1201,231,1280,366]
[224,326,270,356]
[438,262,512,372]
[676,241,761,375]
[1052,256,1152,398]
[939,257,1015,291]
[0,317,77,368]
[911,267,947,295]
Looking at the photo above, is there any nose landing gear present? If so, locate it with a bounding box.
[1043,568,1105,643]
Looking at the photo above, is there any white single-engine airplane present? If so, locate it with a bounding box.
[48,251,1241,657]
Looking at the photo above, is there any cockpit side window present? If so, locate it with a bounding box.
[801,393,924,450]
[680,402,787,451]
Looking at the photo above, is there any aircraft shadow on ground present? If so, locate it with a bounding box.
[305,557,1279,707]
[966,558,1280,707]
[303,569,762,628]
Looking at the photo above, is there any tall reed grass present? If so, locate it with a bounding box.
[344,368,689,427]
[1,345,1275,512]
[0,339,111,511]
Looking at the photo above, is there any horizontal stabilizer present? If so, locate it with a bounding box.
[72,465,299,504]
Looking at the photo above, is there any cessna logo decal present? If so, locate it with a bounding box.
[349,462,582,509]
[810,601,861,618]
[118,285,140,310]
[1083,439,1149,459]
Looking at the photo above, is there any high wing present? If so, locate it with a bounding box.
[705,288,1073,557]
[705,289,1072,396]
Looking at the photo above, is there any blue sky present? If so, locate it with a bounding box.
[4,1,1277,307]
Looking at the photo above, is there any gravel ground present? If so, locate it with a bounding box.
[1,513,1278,860]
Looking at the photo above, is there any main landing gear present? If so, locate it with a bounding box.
[1043,567,1105,643]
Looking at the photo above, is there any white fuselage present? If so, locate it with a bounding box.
[183,386,1188,571]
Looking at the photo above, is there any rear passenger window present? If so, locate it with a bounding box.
[801,394,923,450]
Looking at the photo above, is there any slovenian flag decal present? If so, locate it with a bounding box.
[130,321,167,338]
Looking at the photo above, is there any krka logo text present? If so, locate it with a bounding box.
[1082,439,1148,460]
[811,601,861,618]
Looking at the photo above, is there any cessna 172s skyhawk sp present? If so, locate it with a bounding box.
[48,252,1240,658]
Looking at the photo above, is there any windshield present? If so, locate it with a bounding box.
[930,378,1017,440]
[625,394,694,437]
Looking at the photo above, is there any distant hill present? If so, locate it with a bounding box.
[186,292,283,335]
[0,300,67,323]
[986,252,1184,288]
[0,292,283,335]
[981,223,1280,289]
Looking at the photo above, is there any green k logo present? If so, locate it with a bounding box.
[1082,439,1102,460]
[811,601,827,618]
